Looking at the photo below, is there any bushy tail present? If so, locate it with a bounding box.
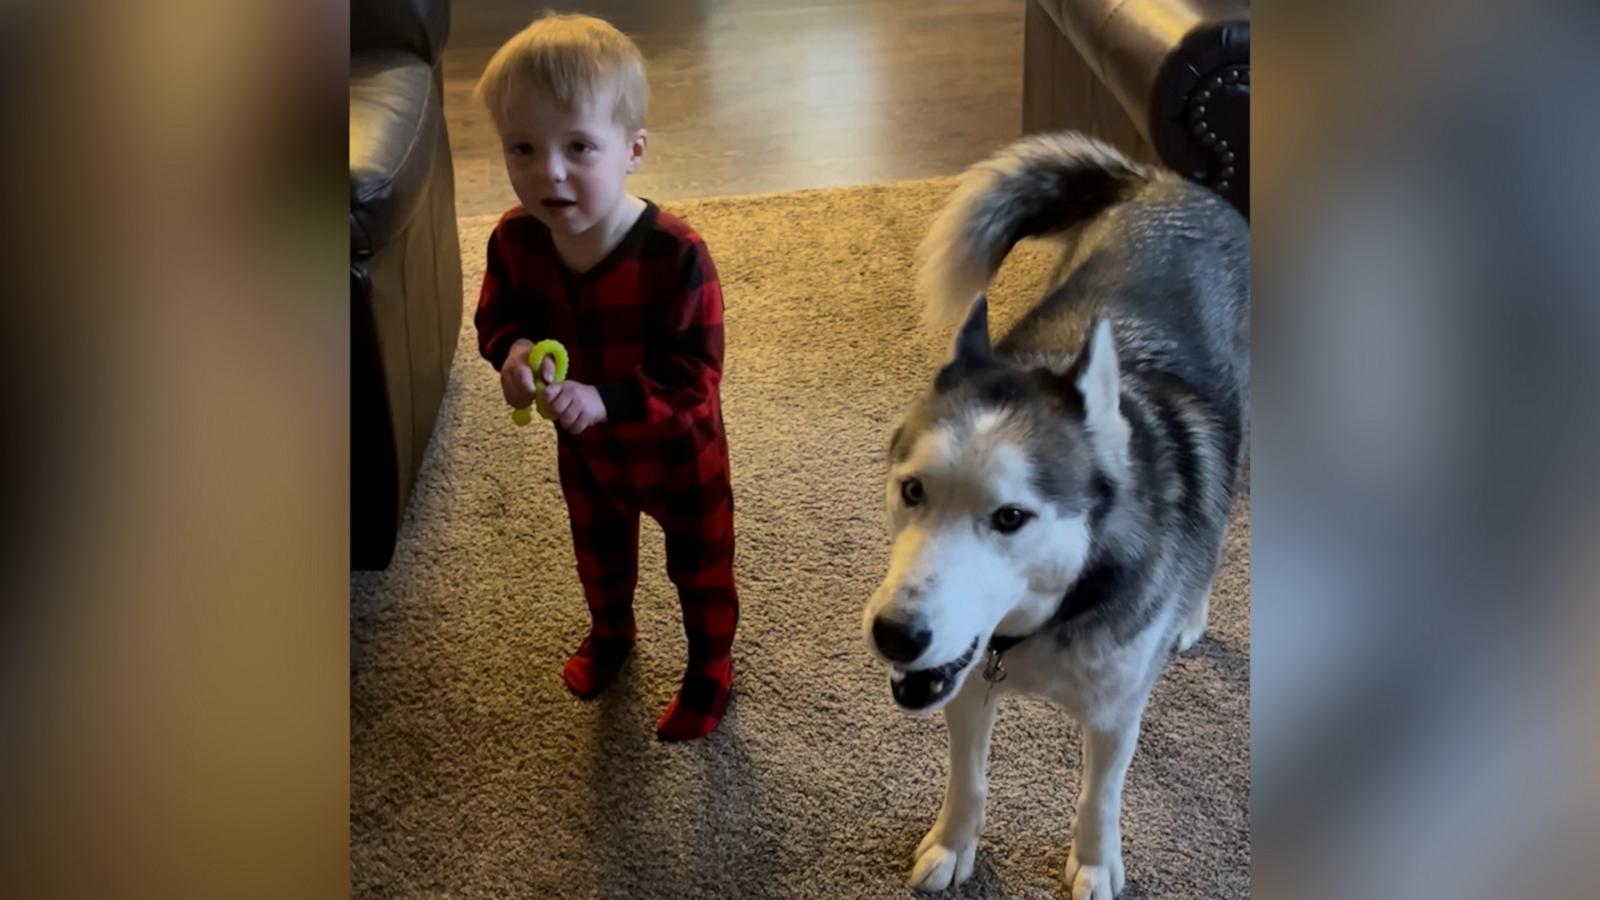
[916,132,1149,327]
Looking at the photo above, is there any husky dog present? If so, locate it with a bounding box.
[861,133,1248,899]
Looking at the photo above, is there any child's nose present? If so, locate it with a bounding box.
[541,152,566,183]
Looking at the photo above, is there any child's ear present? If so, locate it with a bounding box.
[628,129,648,171]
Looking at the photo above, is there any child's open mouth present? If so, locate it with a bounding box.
[540,198,577,211]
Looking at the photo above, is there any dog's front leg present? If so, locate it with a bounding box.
[909,678,997,891]
[1064,711,1145,900]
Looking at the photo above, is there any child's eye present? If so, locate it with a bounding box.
[507,142,532,156]
[568,141,593,155]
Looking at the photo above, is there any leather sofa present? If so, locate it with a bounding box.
[351,0,462,569]
[1023,0,1250,216]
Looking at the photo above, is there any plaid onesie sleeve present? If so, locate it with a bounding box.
[593,236,724,425]
[473,215,549,371]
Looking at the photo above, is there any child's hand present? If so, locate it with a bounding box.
[538,355,557,386]
[543,380,608,434]
[500,339,537,409]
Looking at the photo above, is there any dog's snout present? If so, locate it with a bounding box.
[872,615,932,664]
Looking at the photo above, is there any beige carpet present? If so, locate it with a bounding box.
[351,178,1250,899]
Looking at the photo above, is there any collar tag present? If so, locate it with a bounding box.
[982,647,1008,684]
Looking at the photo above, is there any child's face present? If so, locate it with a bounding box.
[499,80,645,238]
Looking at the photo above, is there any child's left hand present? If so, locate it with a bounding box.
[543,380,608,434]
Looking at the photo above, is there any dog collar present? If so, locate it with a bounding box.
[985,554,1125,665]
[986,599,1070,658]
[987,632,1030,655]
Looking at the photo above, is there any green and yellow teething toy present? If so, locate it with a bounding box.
[511,339,569,426]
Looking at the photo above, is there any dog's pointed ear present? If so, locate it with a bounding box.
[1066,318,1120,427]
[935,295,994,392]
[888,420,908,463]
[951,294,991,364]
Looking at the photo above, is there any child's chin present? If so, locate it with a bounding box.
[543,211,589,233]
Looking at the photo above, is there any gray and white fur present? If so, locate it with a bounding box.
[862,132,1248,899]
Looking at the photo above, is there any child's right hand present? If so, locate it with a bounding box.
[500,339,560,409]
[500,339,538,409]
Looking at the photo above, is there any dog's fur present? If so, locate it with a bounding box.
[861,133,1248,899]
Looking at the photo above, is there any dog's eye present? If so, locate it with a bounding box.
[991,506,1033,534]
[900,478,925,506]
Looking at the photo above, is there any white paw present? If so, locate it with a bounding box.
[908,830,977,892]
[1065,845,1125,900]
[1174,617,1205,652]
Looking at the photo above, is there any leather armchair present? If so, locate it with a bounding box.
[351,0,462,569]
[1023,0,1250,216]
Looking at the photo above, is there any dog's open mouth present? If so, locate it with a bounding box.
[889,636,980,710]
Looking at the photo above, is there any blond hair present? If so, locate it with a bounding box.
[474,13,649,133]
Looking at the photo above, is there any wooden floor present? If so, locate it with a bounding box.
[445,0,1023,218]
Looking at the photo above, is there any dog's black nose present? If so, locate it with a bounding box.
[872,616,932,664]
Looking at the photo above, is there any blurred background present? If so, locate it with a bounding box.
[1253,2,1600,897]
[0,0,1597,897]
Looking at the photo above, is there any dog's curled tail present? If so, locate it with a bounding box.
[917,132,1148,328]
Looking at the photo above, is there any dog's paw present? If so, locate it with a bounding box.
[1065,845,1125,900]
[1174,601,1208,652]
[1174,617,1205,653]
[908,833,977,892]
[1175,594,1210,653]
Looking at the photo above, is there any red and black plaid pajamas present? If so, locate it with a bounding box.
[475,202,738,730]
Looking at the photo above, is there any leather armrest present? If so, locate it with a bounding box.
[1046,1,1247,131]
[351,0,451,64]
[1042,0,1249,214]
[350,51,440,256]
